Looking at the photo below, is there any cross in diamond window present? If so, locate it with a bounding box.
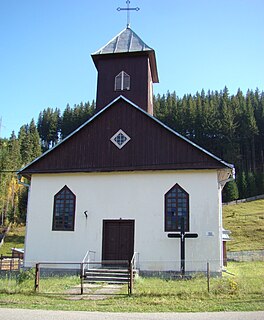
[110,129,131,149]
[115,133,127,146]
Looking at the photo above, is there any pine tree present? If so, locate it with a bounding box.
[223,180,239,202]
[29,119,42,159]
[37,108,61,151]
[247,171,257,197]
[236,171,247,199]
[7,131,21,170]
[254,90,264,172]
[61,104,73,138]
[219,87,238,163]
[186,94,196,140]
[18,124,31,165]
[255,172,264,195]
[19,120,42,166]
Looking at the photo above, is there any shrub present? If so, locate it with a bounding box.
[17,268,35,284]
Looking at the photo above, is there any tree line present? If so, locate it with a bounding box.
[0,120,41,224]
[0,87,264,224]
[153,87,264,201]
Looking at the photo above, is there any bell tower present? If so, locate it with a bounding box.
[92,27,159,115]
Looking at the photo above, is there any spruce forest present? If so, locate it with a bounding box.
[0,87,263,224]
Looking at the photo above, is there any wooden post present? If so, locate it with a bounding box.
[35,263,40,292]
[207,262,210,293]
[80,263,84,295]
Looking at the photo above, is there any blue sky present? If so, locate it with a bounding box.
[0,0,263,138]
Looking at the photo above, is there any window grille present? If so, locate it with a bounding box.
[165,184,189,232]
[52,185,76,231]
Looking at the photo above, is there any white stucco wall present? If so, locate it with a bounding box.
[24,170,223,272]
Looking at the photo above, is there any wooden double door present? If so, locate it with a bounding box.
[102,220,135,262]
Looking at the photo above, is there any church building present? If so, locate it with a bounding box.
[18,26,233,275]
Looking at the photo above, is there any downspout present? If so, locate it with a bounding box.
[217,167,235,271]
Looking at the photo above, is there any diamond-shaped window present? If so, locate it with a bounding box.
[110,129,131,149]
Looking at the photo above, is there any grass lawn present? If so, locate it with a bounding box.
[0,225,25,256]
[223,199,264,251]
[0,261,263,312]
[0,200,263,311]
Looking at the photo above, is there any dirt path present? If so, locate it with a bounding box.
[66,283,126,300]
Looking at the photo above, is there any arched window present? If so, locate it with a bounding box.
[52,185,76,231]
[114,71,130,91]
[165,183,189,232]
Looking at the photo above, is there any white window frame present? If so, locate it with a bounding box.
[110,129,131,149]
[114,71,130,91]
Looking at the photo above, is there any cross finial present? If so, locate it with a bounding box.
[117,0,140,28]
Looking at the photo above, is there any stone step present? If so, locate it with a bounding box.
[84,277,129,284]
[83,267,133,284]
[85,268,129,273]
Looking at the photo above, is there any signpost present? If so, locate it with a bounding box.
[168,217,198,276]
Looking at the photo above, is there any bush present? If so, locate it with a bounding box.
[213,277,239,295]
[17,268,35,284]
[223,180,239,202]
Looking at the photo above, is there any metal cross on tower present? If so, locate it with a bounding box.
[117,0,140,28]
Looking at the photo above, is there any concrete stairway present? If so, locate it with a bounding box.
[83,267,131,284]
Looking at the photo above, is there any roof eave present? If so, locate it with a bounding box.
[91,50,159,83]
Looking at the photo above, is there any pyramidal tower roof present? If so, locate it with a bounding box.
[93,27,153,55]
[92,27,159,83]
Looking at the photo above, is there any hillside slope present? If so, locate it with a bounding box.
[223,199,264,251]
[0,225,25,256]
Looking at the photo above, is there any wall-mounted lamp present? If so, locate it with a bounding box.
[83,211,88,218]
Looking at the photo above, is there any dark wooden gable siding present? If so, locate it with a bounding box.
[95,53,151,113]
[20,98,229,176]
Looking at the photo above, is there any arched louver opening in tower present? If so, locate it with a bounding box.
[114,71,130,91]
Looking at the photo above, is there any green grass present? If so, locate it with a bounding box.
[0,261,263,312]
[0,225,25,256]
[0,201,263,311]
[223,199,264,251]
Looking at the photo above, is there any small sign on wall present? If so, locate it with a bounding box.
[206,231,215,236]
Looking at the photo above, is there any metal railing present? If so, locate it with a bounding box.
[81,250,96,286]
[131,252,139,270]
[80,259,132,294]
[33,261,133,295]
[82,250,96,269]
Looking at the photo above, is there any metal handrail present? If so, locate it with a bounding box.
[131,252,139,271]
[81,250,96,281]
[82,250,94,263]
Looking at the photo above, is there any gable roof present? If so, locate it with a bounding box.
[18,96,233,178]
